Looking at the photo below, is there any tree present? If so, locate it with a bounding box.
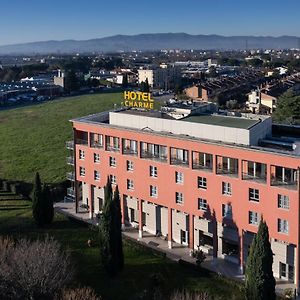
[122,73,128,88]
[245,219,276,300]
[273,89,300,125]
[141,78,150,92]
[113,185,124,271]
[64,69,79,93]
[99,177,117,277]
[32,172,44,226]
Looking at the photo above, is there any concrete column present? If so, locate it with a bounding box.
[239,229,244,274]
[88,184,93,219]
[238,158,243,180]
[168,207,173,249]
[189,214,194,249]
[212,220,218,258]
[138,199,143,238]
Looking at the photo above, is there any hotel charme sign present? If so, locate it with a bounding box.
[123,91,154,109]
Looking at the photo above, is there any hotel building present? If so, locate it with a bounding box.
[66,106,300,286]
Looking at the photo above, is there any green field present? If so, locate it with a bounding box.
[0,92,122,184]
[0,191,243,300]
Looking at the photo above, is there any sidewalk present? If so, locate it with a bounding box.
[54,201,298,298]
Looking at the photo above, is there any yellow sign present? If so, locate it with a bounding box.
[123,91,154,109]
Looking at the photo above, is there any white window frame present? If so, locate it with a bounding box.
[249,211,259,225]
[278,219,289,234]
[79,167,85,177]
[150,185,158,198]
[176,192,184,205]
[110,175,117,185]
[109,156,116,167]
[127,179,134,190]
[79,149,85,160]
[198,198,207,211]
[94,153,100,163]
[249,188,259,202]
[278,194,289,210]
[127,160,134,171]
[150,166,158,178]
[222,182,232,195]
[175,171,184,184]
[94,170,100,181]
[198,176,207,189]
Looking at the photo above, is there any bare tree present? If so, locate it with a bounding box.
[170,291,214,300]
[0,236,74,300]
[58,286,102,300]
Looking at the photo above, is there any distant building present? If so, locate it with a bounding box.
[138,64,181,90]
[54,70,65,89]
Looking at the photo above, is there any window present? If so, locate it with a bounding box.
[176,192,184,204]
[150,185,158,198]
[198,198,207,211]
[150,166,158,178]
[198,177,207,189]
[94,153,100,163]
[249,188,259,202]
[109,157,116,167]
[222,204,232,219]
[249,211,259,225]
[127,160,134,171]
[94,170,100,181]
[280,262,287,278]
[79,149,85,160]
[79,167,85,176]
[127,179,134,190]
[278,219,289,234]
[222,182,232,195]
[175,171,184,184]
[110,175,117,185]
[278,194,289,209]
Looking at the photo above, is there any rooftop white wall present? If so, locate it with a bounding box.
[109,112,270,146]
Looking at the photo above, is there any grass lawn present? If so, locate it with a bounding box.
[0,92,123,184]
[0,192,244,300]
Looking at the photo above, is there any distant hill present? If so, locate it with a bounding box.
[0,33,299,55]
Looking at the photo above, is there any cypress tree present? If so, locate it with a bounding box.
[99,177,118,277]
[32,172,44,226]
[245,219,276,300]
[113,185,124,271]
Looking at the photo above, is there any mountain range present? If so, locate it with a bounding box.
[0,33,299,55]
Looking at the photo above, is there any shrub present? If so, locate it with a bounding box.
[59,286,101,300]
[192,249,206,267]
[0,236,74,300]
[170,290,214,300]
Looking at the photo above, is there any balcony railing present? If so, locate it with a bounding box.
[66,141,74,150]
[170,157,189,167]
[90,141,103,148]
[66,172,75,181]
[64,195,75,203]
[242,172,267,183]
[217,167,238,176]
[271,178,297,190]
[123,147,138,156]
[76,139,88,145]
[67,187,75,197]
[192,161,213,171]
[66,156,74,166]
[141,150,168,162]
[106,144,120,152]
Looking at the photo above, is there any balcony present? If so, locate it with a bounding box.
[192,161,213,171]
[66,156,74,166]
[67,187,75,197]
[170,157,189,167]
[217,167,238,177]
[90,141,103,149]
[76,139,88,146]
[106,145,120,152]
[66,141,74,150]
[66,172,75,181]
[271,178,297,190]
[141,150,168,162]
[242,173,267,183]
[123,147,138,156]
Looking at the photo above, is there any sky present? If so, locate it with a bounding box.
[0,0,299,46]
